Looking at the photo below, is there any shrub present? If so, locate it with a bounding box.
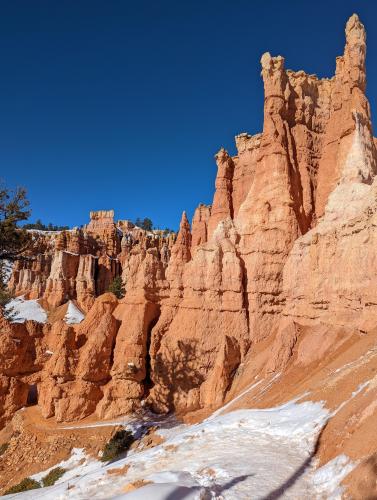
[0,442,8,456]
[100,429,134,462]
[4,477,41,494]
[23,219,69,231]
[41,466,66,487]
[107,276,125,299]
[134,217,153,231]
[0,261,14,319]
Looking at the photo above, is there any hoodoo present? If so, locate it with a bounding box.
[1,13,377,498]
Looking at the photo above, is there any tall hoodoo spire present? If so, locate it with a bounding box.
[171,210,192,265]
[343,13,366,91]
[207,148,234,239]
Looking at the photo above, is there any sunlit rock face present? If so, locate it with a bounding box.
[9,210,175,313]
[147,13,377,414]
[3,14,377,426]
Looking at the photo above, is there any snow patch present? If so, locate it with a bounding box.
[112,482,202,500]
[332,379,371,416]
[31,448,87,482]
[312,454,357,499]
[64,301,85,325]
[26,229,62,235]
[6,400,352,500]
[161,400,329,446]
[5,296,47,324]
[209,378,269,419]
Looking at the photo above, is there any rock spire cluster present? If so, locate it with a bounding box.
[2,14,377,429]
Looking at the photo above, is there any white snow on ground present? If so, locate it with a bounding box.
[64,301,85,325]
[209,378,264,418]
[332,379,371,416]
[31,449,90,482]
[4,296,47,324]
[26,229,62,235]
[5,399,345,500]
[112,473,203,500]
[312,454,357,500]
[60,416,151,431]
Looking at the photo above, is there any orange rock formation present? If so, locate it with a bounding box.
[2,15,377,495]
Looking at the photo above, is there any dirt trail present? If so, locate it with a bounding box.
[0,406,115,494]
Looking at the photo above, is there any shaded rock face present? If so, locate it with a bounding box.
[0,317,44,427]
[148,216,249,414]
[3,14,377,425]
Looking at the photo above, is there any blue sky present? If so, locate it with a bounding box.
[2,0,377,229]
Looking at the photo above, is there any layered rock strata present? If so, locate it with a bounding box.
[9,211,175,312]
[146,14,377,415]
[2,14,377,430]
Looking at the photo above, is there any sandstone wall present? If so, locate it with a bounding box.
[3,14,377,429]
[8,211,175,312]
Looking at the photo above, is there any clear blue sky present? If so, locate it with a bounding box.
[2,0,377,230]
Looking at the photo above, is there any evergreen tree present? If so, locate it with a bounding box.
[23,220,69,231]
[35,219,43,230]
[0,185,31,261]
[142,217,153,231]
[134,217,153,231]
[0,261,12,314]
[107,276,125,299]
[0,184,31,316]
[134,217,143,228]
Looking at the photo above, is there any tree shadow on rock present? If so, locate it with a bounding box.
[152,338,205,412]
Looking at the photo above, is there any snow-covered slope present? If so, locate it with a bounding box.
[5,296,47,323]
[4,399,353,499]
[64,301,85,325]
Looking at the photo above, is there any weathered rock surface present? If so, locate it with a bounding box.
[145,13,377,414]
[0,317,43,427]
[148,216,248,413]
[39,293,119,421]
[9,211,175,312]
[191,203,211,250]
[3,21,377,489]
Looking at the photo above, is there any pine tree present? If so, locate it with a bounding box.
[142,218,153,231]
[0,185,31,261]
[0,261,12,312]
[134,217,143,228]
[134,217,153,231]
[107,276,125,299]
[0,184,31,316]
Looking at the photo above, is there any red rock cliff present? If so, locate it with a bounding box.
[3,14,377,431]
